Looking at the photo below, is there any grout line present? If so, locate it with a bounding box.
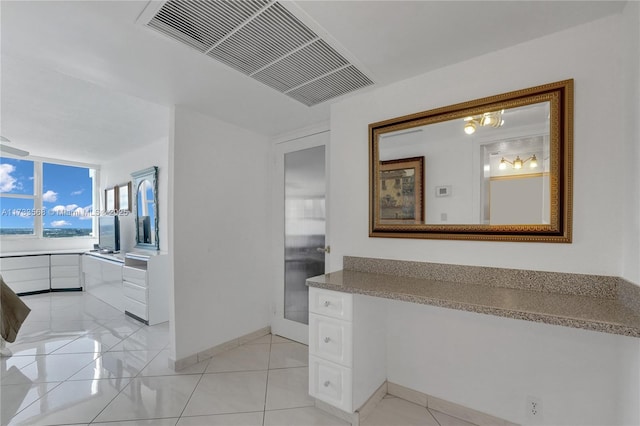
[262,334,273,426]
[176,367,207,420]
[426,407,443,426]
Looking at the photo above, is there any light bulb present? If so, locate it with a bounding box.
[530,155,538,168]
[499,158,507,170]
[513,156,523,169]
[464,121,476,135]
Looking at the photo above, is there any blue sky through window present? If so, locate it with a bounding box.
[1,157,94,234]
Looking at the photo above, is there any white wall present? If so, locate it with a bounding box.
[329,11,640,426]
[330,13,629,276]
[101,137,170,254]
[171,105,272,361]
[386,300,639,426]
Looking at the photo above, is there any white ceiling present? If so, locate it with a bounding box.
[0,0,626,164]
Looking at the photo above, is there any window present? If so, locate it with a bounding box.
[0,157,97,238]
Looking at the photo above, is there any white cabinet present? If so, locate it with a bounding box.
[123,252,169,325]
[83,253,124,311]
[308,287,387,414]
[0,255,50,294]
[50,254,81,289]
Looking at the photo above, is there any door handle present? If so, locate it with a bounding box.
[316,246,331,254]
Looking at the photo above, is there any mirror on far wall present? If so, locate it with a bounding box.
[131,166,159,250]
[369,80,573,242]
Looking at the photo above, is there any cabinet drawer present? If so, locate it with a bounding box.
[309,355,352,412]
[51,277,80,289]
[309,288,352,321]
[50,255,79,266]
[51,265,79,278]
[124,281,147,304]
[309,314,352,367]
[1,256,49,270]
[6,279,50,294]
[125,297,148,321]
[122,266,147,287]
[1,267,49,283]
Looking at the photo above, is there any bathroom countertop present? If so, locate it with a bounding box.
[307,270,640,338]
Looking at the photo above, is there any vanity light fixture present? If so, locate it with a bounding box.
[463,110,504,135]
[499,155,538,170]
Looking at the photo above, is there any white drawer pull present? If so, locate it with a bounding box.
[324,337,331,343]
[323,380,331,387]
[323,300,331,307]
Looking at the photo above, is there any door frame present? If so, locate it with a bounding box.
[271,126,330,344]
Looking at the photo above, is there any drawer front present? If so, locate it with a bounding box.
[50,255,80,266]
[1,256,49,270]
[309,287,353,321]
[51,276,80,289]
[309,314,352,367]
[1,267,49,283]
[309,355,352,412]
[124,281,148,304]
[122,266,147,287]
[124,297,148,321]
[6,279,50,294]
[51,265,79,279]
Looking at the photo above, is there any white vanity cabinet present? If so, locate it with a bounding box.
[123,252,169,325]
[50,254,82,289]
[83,253,124,311]
[0,255,50,294]
[308,287,387,414]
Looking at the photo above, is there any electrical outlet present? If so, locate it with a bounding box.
[526,396,543,419]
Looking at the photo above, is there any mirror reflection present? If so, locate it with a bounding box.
[370,80,573,242]
[379,102,550,225]
[137,180,155,245]
[131,166,159,250]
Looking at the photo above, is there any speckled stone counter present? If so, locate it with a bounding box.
[306,258,640,338]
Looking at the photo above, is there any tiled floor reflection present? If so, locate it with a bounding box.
[2,292,477,426]
[1,293,347,426]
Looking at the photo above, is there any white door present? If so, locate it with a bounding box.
[272,130,329,344]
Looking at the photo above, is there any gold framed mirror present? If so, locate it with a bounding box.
[369,79,573,242]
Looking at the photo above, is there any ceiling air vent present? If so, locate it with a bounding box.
[144,0,373,106]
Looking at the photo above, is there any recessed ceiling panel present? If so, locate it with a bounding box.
[144,0,374,106]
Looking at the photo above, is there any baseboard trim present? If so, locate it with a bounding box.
[169,326,271,371]
[387,382,519,426]
[356,380,387,423]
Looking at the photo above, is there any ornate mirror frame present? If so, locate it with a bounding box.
[131,166,159,250]
[369,80,573,242]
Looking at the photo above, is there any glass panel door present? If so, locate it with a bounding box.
[272,130,328,344]
[284,145,326,325]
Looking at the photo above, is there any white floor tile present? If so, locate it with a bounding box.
[269,342,308,369]
[245,334,272,345]
[109,329,169,352]
[1,353,99,385]
[51,331,124,354]
[6,378,129,426]
[1,382,61,425]
[69,350,158,380]
[205,343,270,373]
[181,371,268,417]
[429,409,478,426]
[92,419,179,426]
[360,396,440,426]
[263,407,350,426]
[177,412,263,426]
[265,366,314,410]
[93,375,200,423]
[271,335,295,343]
[6,336,81,357]
[139,350,209,377]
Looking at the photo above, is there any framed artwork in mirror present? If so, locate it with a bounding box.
[379,157,424,223]
[105,187,116,212]
[118,182,132,213]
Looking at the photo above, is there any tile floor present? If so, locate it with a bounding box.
[1,292,475,426]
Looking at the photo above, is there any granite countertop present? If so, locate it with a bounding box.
[307,270,640,338]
